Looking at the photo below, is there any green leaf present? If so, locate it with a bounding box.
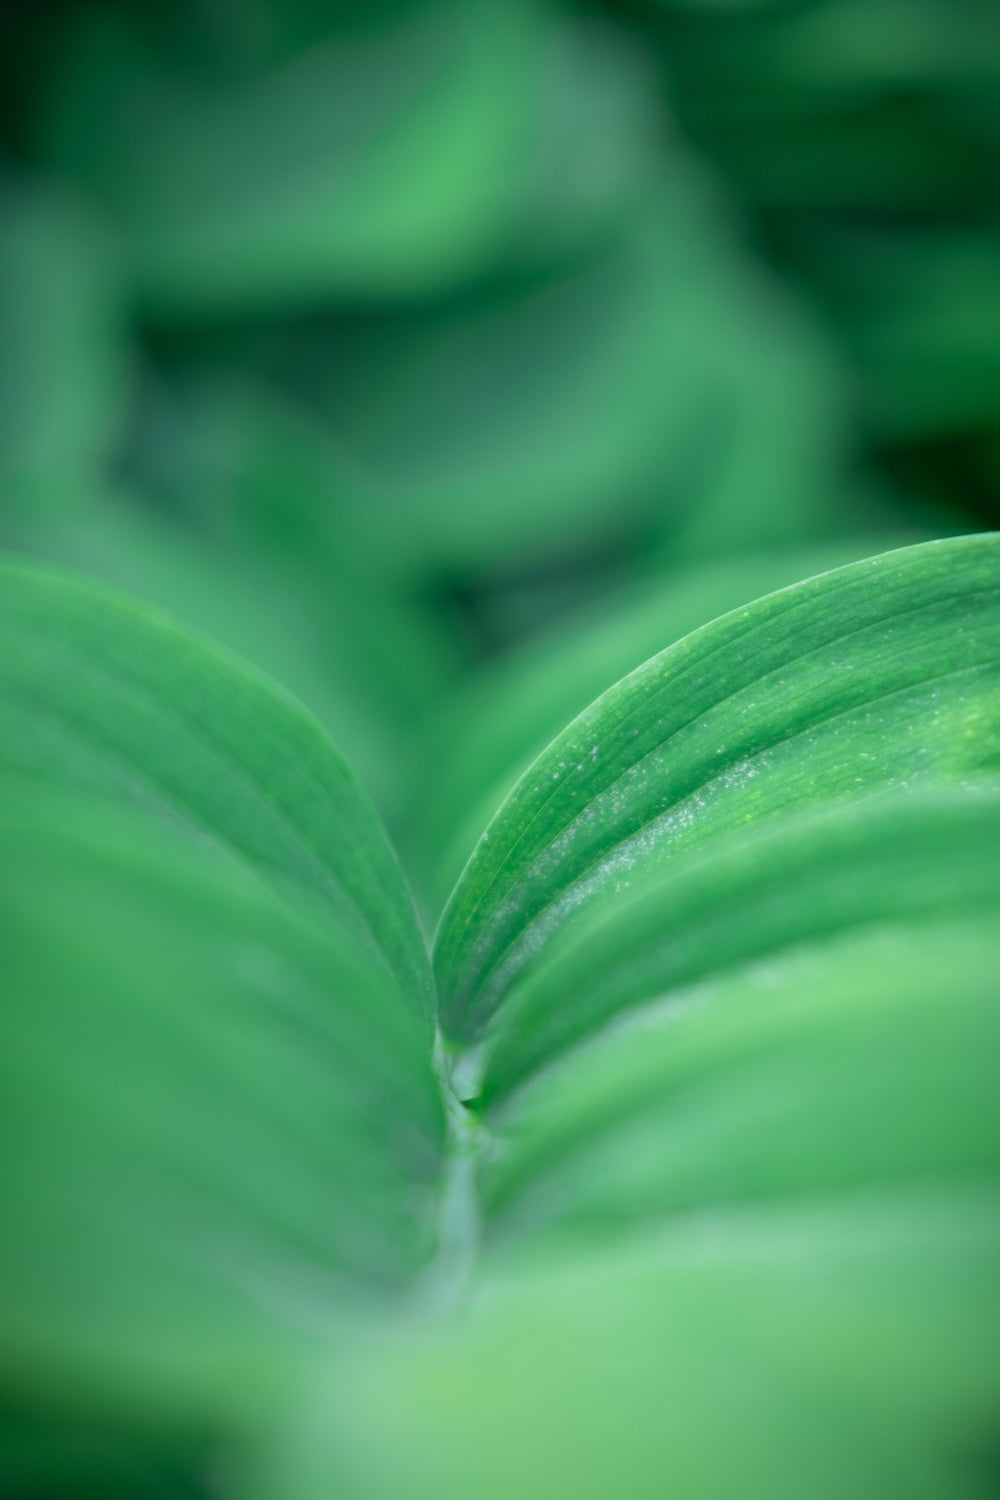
[0,791,444,1418]
[0,178,127,517]
[0,1403,209,1498]
[260,1185,1000,1500]
[0,556,433,1020]
[2,374,467,827]
[797,228,1000,440]
[435,535,1000,1045]
[496,15,667,270]
[407,537,920,912]
[477,802,1000,1241]
[258,801,1000,1500]
[475,791,1000,1106]
[35,1,543,314]
[0,495,413,816]
[265,194,845,576]
[658,0,1000,123]
[687,98,996,217]
[115,369,467,745]
[265,208,716,573]
[657,1,1000,216]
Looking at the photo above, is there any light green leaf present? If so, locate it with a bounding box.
[260,823,1000,1498]
[0,792,444,1419]
[260,1186,1000,1500]
[0,556,433,1019]
[435,535,1000,1044]
[478,828,1000,1249]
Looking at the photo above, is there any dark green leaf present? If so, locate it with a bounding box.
[36,1,542,313]
[801,229,1000,439]
[0,1403,210,1499]
[266,195,846,576]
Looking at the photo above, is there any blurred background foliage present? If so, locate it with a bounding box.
[2,0,998,873]
[1,1,999,1494]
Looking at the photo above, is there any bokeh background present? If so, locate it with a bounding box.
[1,0,999,918]
[2,6,1000,1498]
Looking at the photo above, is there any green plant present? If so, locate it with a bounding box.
[2,531,999,1498]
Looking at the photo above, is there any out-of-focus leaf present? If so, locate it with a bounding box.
[407,536,920,913]
[498,14,667,269]
[0,557,433,1017]
[0,495,415,815]
[259,1182,1000,1499]
[268,210,716,572]
[435,535,1000,1043]
[0,179,127,516]
[3,368,467,819]
[114,371,466,737]
[643,0,1000,535]
[477,791,1000,1128]
[33,0,543,314]
[0,1404,210,1498]
[0,792,443,1418]
[656,273,855,561]
[794,229,1000,440]
[661,0,1000,124]
[269,197,845,575]
[657,0,1000,213]
[690,96,997,214]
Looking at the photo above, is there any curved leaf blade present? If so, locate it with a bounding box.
[479,791,1000,1101]
[0,556,433,1020]
[408,536,918,911]
[0,792,444,1416]
[435,534,1000,1043]
[261,1189,1000,1500]
[481,877,1000,1251]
